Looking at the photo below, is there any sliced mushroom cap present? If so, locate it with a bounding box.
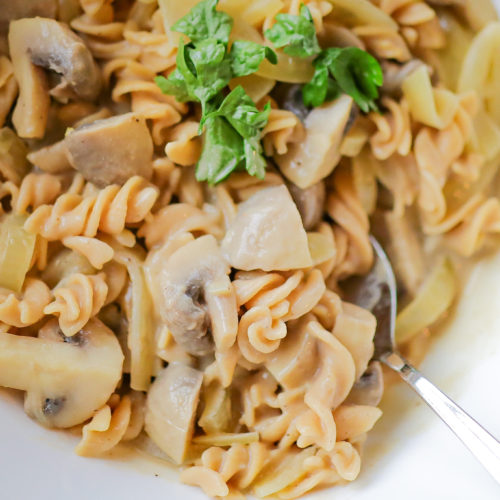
[288,180,326,230]
[0,317,123,428]
[221,185,312,271]
[145,362,203,464]
[65,113,154,187]
[9,17,102,138]
[149,235,238,356]
[274,95,353,189]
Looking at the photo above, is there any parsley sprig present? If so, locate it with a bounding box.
[155,0,276,185]
[264,4,321,58]
[264,4,383,112]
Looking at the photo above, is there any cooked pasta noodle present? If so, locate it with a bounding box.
[0,0,499,498]
[25,176,159,240]
[0,278,51,327]
[44,272,108,336]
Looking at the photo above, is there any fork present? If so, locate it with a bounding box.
[342,236,500,484]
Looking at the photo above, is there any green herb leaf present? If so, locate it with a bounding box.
[172,0,233,45]
[154,72,191,102]
[198,86,270,183]
[229,40,277,77]
[303,47,383,112]
[196,116,245,184]
[206,86,270,138]
[186,39,232,110]
[157,39,232,113]
[264,4,320,58]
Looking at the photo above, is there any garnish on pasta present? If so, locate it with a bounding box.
[264,4,321,57]
[155,0,276,184]
[264,4,383,112]
[303,47,384,112]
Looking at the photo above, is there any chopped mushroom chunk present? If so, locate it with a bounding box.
[145,362,203,464]
[8,17,102,138]
[288,180,326,230]
[274,95,353,189]
[222,185,312,271]
[0,318,123,428]
[27,140,72,173]
[148,235,238,356]
[64,113,154,187]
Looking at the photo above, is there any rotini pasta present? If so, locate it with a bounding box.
[44,272,108,336]
[25,176,159,240]
[0,278,51,327]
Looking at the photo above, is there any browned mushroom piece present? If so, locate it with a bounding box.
[0,317,124,428]
[274,95,353,189]
[8,17,102,138]
[64,113,154,187]
[145,362,203,464]
[149,235,238,356]
[27,140,72,173]
[288,180,326,231]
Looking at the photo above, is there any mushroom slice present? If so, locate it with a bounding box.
[8,18,102,138]
[149,235,238,356]
[274,95,353,189]
[145,362,203,464]
[0,318,123,428]
[65,113,154,187]
[27,140,72,173]
[288,180,326,230]
[221,185,312,271]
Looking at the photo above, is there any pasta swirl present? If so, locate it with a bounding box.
[44,272,109,337]
[0,278,51,327]
[24,176,159,240]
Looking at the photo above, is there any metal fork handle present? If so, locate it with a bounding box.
[381,351,500,485]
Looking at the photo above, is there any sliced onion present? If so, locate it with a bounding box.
[396,258,456,344]
[0,214,36,293]
[192,432,259,446]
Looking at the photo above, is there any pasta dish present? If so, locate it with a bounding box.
[0,0,499,497]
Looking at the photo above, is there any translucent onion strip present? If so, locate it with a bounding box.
[114,247,155,391]
[396,258,456,344]
[193,432,259,446]
[0,214,36,293]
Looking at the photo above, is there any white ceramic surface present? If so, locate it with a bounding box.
[3,6,500,500]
